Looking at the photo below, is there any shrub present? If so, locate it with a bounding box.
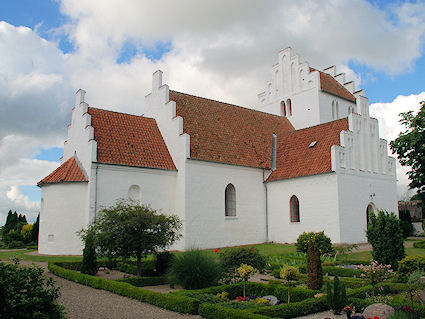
[388,310,410,319]
[219,246,266,283]
[307,241,322,290]
[81,226,98,275]
[117,259,156,276]
[296,231,334,255]
[155,251,174,275]
[399,209,413,238]
[199,303,271,319]
[326,276,347,315]
[167,249,221,289]
[7,240,25,248]
[398,255,425,277]
[358,260,394,293]
[367,210,405,269]
[253,297,328,318]
[413,240,425,249]
[280,264,300,303]
[0,260,65,318]
[117,276,168,287]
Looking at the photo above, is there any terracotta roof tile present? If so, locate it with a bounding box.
[37,157,87,186]
[88,108,176,170]
[267,118,349,182]
[310,68,356,102]
[170,90,295,169]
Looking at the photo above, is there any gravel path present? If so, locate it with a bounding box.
[18,261,200,319]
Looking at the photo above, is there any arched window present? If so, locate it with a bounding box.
[336,101,339,119]
[128,185,141,202]
[332,101,336,120]
[290,195,300,222]
[286,99,292,116]
[366,203,376,225]
[280,101,286,117]
[225,183,236,216]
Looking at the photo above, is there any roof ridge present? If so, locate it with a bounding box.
[88,106,155,120]
[277,117,349,137]
[169,90,292,120]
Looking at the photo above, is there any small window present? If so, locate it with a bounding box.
[286,99,292,116]
[280,101,286,117]
[290,195,300,222]
[225,183,236,216]
[128,185,141,201]
[48,234,54,242]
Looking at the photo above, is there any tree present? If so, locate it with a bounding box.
[80,226,98,276]
[21,224,33,243]
[296,231,334,255]
[31,214,40,243]
[326,276,347,315]
[390,101,425,200]
[280,264,300,303]
[307,241,323,290]
[89,199,182,276]
[367,210,405,269]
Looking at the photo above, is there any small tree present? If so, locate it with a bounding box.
[326,276,347,315]
[367,210,405,269]
[20,224,33,243]
[90,199,182,276]
[31,214,40,243]
[237,264,256,298]
[80,226,98,276]
[280,264,300,303]
[307,241,322,290]
[296,231,334,255]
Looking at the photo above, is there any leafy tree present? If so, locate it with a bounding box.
[390,101,425,201]
[88,199,182,276]
[367,210,405,269]
[21,224,33,243]
[326,276,347,315]
[31,214,40,243]
[280,264,300,303]
[0,259,65,318]
[307,241,322,290]
[296,231,334,255]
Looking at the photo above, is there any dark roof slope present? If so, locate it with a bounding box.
[267,118,349,182]
[88,107,176,170]
[170,90,295,169]
[37,156,87,186]
[310,68,356,102]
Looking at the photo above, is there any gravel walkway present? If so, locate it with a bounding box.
[18,261,200,319]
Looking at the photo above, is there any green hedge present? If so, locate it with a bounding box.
[116,260,156,276]
[252,297,328,318]
[299,265,362,278]
[116,276,168,287]
[199,303,273,319]
[175,282,317,303]
[48,262,199,314]
[347,282,408,298]
[413,240,425,249]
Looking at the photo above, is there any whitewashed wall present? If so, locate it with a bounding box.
[184,159,267,249]
[38,183,88,255]
[267,173,341,244]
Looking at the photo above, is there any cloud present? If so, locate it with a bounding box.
[370,92,425,198]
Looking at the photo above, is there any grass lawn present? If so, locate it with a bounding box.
[199,243,297,258]
[0,249,82,263]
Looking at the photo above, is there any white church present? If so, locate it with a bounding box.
[38,48,397,255]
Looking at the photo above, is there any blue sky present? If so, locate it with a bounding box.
[0,0,424,223]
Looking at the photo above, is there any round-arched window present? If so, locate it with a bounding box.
[128,185,141,202]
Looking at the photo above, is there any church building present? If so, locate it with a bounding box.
[38,48,397,255]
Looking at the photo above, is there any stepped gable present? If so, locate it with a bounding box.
[37,156,87,186]
[170,90,295,169]
[267,118,349,182]
[88,107,176,170]
[310,67,356,102]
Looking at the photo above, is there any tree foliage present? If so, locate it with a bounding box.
[88,199,182,276]
[31,213,40,243]
[296,231,334,255]
[367,210,405,269]
[307,241,322,290]
[80,226,98,276]
[390,100,425,199]
[0,259,65,318]
[326,276,347,315]
[2,210,28,245]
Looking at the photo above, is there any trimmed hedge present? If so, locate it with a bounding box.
[299,265,363,278]
[48,262,199,314]
[199,303,273,319]
[116,276,168,287]
[346,282,408,298]
[175,282,317,303]
[252,297,328,318]
[117,260,156,276]
[413,240,425,249]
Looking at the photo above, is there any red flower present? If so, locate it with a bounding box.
[252,248,256,251]
[374,317,379,319]
[214,248,220,253]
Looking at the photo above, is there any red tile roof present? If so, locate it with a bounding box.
[88,107,176,170]
[170,90,295,169]
[310,68,356,102]
[37,156,87,186]
[267,118,349,182]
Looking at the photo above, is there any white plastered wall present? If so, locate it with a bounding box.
[267,173,341,244]
[184,159,267,249]
[38,183,88,255]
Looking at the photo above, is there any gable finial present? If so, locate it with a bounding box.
[152,70,163,92]
[75,89,86,106]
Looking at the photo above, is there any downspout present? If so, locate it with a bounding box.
[263,172,269,243]
[94,163,99,220]
[264,133,277,243]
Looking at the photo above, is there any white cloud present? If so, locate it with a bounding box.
[370,92,425,198]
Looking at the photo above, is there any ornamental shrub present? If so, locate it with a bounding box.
[0,260,65,318]
[398,255,425,277]
[280,264,300,303]
[155,251,174,275]
[413,240,425,249]
[219,246,266,283]
[307,241,322,290]
[367,210,405,269]
[81,226,98,276]
[167,249,221,289]
[296,231,334,255]
[326,276,347,315]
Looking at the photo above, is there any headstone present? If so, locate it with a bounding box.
[362,303,394,319]
[262,295,278,305]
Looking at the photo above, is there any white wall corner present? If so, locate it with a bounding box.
[152,70,163,92]
[90,140,97,162]
[344,81,355,93]
[323,65,336,76]
[331,145,339,172]
[176,116,184,135]
[335,73,346,85]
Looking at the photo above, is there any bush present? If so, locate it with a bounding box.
[413,240,425,249]
[168,249,221,289]
[48,262,199,314]
[399,210,413,238]
[1,261,65,318]
[7,240,25,248]
[326,276,347,315]
[219,246,266,283]
[155,251,174,275]
[296,231,334,255]
[199,303,271,319]
[117,276,168,287]
[81,227,98,275]
[307,241,322,290]
[253,297,328,318]
[367,210,405,269]
[398,255,425,277]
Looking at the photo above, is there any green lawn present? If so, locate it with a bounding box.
[0,249,82,263]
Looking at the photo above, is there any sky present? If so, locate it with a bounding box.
[0,0,425,225]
